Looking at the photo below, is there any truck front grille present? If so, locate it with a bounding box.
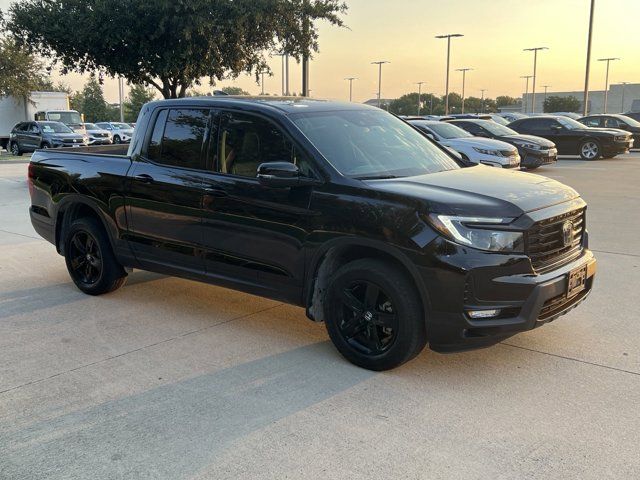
[526,208,585,273]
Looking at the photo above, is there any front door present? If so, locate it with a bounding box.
[198,111,317,299]
[125,107,213,274]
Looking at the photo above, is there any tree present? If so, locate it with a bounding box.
[221,86,250,96]
[544,95,581,113]
[388,92,442,116]
[8,0,346,99]
[496,95,520,108]
[0,36,50,98]
[124,84,156,123]
[72,77,109,122]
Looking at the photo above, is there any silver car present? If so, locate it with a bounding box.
[83,123,113,145]
[95,122,134,144]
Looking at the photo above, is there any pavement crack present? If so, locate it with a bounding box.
[0,229,41,240]
[591,248,640,258]
[0,303,283,396]
[500,342,640,377]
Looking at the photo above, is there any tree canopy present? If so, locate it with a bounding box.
[8,0,346,99]
[125,84,156,123]
[544,95,581,113]
[0,36,51,98]
[70,77,109,122]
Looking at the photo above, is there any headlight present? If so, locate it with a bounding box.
[473,147,501,156]
[428,214,524,253]
[513,141,541,150]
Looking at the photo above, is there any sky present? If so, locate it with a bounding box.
[2,0,640,103]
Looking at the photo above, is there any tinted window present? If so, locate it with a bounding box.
[522,118,557,130]
[582,117,601,127]
[147,110,168,161]
[29,123,40,133]
[604,117,621,128]
[219,112,313,178]
[456,122,483,134]
[149,109,209,170]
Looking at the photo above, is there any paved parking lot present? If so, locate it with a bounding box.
[1,153,639,479]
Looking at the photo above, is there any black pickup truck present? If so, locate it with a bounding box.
[28,97,596,370]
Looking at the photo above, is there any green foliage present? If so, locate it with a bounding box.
[124,84,156,123]
[388,92,442,116]
[8,0,346,99]
[544,95,581,113]
[71,77,109,122]
[496,95,520,108]
[0,36,50,98]
[221,86,250,96]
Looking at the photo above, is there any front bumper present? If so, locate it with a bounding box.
[519,147,558,168]
[416,236,596,353]
[603,138,634,156]
[87,136,113,145]
[474,153,521,169]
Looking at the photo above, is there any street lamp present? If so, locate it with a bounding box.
[583,0,595,115]
[344,77,357,102]
[520,75,533,113]
[371,61,390,108]
[480,89,486,113]
[435,33,464,115]
[618,81,630,112]
[524,47,548,113]
[415,81,426,115]
[259,70,270,95]
[456,68,473,113]
[598,57,620,113]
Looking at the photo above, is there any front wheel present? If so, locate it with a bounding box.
[64,217,127,295]
[324,259,427,371]
[113,135,122,144]
[10,142,22,156]
[579,140,600,160]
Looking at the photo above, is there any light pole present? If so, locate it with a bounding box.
[598,57,619,113]
[520,75,533,113]
[456,68,472,113]
[371,61,390,108]
[344,77,357,102]
[118,77,124,122]
[583,0,595,115]
[524,47,548,113]
[260,70,269,95]
[435,33,464,115]
[415,81,426,115]
[480,89,486,113]
[618,82,630,112]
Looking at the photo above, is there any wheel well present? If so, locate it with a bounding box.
[55,202,103,254]
[306,244,426,322]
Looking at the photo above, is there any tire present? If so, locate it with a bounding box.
[113,135,121,144]
[579,140,600,160]
[524,166,540,171]
[324,259,427,371]
[10,142,22,156]
[40,143,50,149]
[63,216,127,295]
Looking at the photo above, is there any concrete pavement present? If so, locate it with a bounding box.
[1,154,639,479]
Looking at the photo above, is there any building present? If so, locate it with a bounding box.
[522,83,640,114]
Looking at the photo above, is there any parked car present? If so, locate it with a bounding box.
[487,114,510,125]
[28,97,596,371]
[448,119,557,170]
[498,112,528,123]
[95,121,134,144]
[408,119,520,168]
[8,121,86,155]
[508,115,633,160]
[622,112,640,122]
[579,114,640,148]
[83,123,113,145]
[549,112,582,120]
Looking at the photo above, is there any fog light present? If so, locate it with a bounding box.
[467,309,501,319]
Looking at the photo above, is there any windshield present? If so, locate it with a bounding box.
[490,115,509,125]
[112,122,131,129]
[84,123,98,130]
[40,122,73,133]
[422,122,472,139]
[291,109,460,179]
[479,121,519,136]
[557,117,585,130]
[617,115,640,127]
[46,111,82,124]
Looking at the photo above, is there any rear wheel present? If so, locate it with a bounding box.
[324,259,426,371]
[64,217,127,295]
[10,142,22,156]
[579,140,600,160]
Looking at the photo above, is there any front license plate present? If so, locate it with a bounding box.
[567,265,587,298]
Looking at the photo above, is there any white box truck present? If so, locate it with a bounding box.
[1,91,75,150]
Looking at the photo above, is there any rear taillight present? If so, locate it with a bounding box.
[27,163,35,197]
[28,162,35,179]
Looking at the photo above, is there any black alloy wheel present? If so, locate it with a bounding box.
[10,142,21,156]
[68,230,103,286]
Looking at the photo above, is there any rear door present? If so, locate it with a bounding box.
[198,110,317,298]
[125,107,213,274]
[25,123,42,150]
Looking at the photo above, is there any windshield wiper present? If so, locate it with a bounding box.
[354,174,401,180]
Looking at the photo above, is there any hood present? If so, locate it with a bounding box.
[441,137,517,151]
[574,127,627,136]
[47,132,85,140]
[365,165,579,217]
[502,134,555,148]
[87,129,111,135]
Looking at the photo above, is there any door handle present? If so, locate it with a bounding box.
[204,186,228,198]
[133,173,154,183]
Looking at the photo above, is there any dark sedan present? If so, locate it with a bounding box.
[579,114,640,148]
[8,121,87,155]
[508,116,633,160]
[448,118,557,169]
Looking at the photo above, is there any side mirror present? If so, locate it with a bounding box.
[425,132,436,140]
[445,147,463,161]
[257,161,319,188]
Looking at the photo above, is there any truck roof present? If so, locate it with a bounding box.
[144,96,375,115]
